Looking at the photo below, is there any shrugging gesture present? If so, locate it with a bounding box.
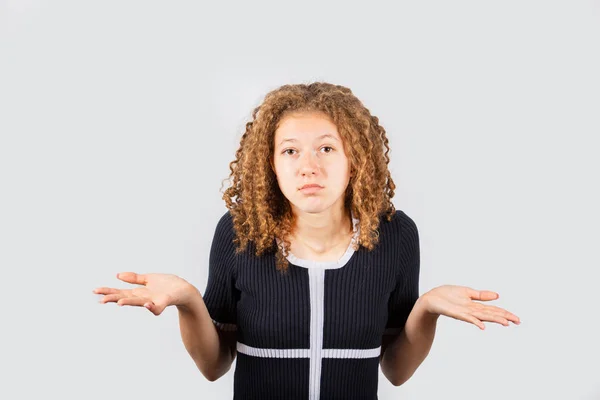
[94,272,198,316]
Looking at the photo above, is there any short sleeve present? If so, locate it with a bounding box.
[384,211,421,336]
[202,211,239,332]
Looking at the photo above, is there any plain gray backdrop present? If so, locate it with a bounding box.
[1,1,599,399]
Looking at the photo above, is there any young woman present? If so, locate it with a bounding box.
[94,82,520,399]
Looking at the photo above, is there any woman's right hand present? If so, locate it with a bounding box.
[93,272,198,316]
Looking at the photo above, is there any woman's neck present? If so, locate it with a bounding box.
[290,206,354,254]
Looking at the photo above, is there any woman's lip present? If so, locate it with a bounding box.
[299,185,323,193]
[300,184,323,190]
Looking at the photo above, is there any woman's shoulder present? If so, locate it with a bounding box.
[211,210,239,251]
[214,210,234,234]
[380,209,418,234]
[216,209,234,227]
[212,210,265,254]
[376,209,419,255]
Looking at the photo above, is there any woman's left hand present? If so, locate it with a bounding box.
[421,285,521,330]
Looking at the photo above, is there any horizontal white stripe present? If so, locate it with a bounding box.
[236,342,381,359]
[322,347,381,359]
[237,343,310,358]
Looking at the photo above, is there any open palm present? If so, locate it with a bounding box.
[423,285,521,330]
[93,272,195,315]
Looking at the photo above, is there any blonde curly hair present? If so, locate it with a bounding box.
[220,82,397,273]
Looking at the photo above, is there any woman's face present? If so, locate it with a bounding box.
[272,111,351,215]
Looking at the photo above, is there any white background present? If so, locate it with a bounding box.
[1,1,599,399]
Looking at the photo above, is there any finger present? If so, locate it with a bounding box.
[481,305,521,324]
[149,301,168,316]
[460,313,485,330]
[144,302,164,316]
[100,294,123,304]
[117,297,147,307]
[467,288,499,302]
[472,310,509,326]
[93,287,120,295]
[117,272,148,286]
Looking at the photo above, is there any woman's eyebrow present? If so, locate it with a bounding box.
[316,134,339,142]
[278,134,339,146]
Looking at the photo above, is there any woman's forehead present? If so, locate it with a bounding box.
[275,112,340,143]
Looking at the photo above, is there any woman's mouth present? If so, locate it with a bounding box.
[299,184,323,193]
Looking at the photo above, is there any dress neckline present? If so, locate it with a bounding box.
[276,212,360,270]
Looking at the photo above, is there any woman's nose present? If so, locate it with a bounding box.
[299,150,320,175]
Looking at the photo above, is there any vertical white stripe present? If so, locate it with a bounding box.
[308,267,325,400]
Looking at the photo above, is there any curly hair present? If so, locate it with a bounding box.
[220,81,397,273]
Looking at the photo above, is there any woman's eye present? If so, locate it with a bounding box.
[282,147,332,156]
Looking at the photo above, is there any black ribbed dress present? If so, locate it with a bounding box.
[202,209,420,400]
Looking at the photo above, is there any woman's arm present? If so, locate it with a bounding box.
[381,285,521,386]
[380,295,438,386]
[177,285,237,382]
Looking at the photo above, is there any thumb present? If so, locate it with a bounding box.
[468,288,499,301]
[145,301,168,316]
[117,272,148,286]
